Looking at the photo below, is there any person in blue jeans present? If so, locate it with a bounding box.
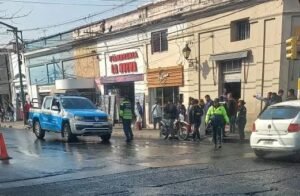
[205,98,229,149]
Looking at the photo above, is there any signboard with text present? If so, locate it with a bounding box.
[100,48,145,78]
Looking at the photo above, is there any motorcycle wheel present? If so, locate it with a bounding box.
[178,123,189,140]
[160,127,169,140]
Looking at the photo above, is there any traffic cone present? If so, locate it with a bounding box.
[0,133,11,160]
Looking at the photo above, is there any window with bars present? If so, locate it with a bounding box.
[220,59,242,73]
[231,19,250,41]
[151,30,168,53]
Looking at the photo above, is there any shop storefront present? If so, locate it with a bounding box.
[99,48,145,122]
[147,65,184,121]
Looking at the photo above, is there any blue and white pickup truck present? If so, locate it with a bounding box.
[29,95,113,142]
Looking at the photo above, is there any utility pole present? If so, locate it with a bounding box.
[0,21,26,125]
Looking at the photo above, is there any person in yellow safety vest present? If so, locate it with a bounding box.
[205,98,229,149]
[120,96,134,142]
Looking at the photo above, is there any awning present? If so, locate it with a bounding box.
[210,50,249,61]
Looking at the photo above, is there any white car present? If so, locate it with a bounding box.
[250,100,300,158]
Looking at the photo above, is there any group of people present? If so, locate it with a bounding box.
[254,88,297,114]
[0,103,15,123]
[120,88,298,144]
[151,93,247,146]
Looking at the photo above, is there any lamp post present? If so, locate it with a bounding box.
[0,21,26,124]
[182,44,191,60]
[182,43,198,70]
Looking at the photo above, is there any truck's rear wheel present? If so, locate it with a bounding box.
[33,120,45,139]
[100,134,111,142]
[63,123,76,142]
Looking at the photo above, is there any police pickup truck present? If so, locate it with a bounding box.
[29,95,112,142]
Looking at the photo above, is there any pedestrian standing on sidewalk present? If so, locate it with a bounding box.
[226,93,237,133]
[286,89,297,101]
[135,102,143,130]
[189,99,203,141]
[151,99,162,130]
[277,89,284,102]
[204,95,213,114]
[236,100,247,141]
[254,92,272,115]
[24,101,32,125]
[120,96,134,142]
[0,105,4,123]
[177,100,187,120]
[6,103,14,122]
[164,100,178,139]
[186,97,194,123]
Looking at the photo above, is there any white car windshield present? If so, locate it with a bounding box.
[61,98,96,110]
[259,106,300,120]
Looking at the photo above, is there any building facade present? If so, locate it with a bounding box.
[24,0,300,129]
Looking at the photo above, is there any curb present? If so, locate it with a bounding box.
[1,124,250,143]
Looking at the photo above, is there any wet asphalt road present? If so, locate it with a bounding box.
[0,128,300,195]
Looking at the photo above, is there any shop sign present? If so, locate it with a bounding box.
[110,52,139,74]
[100,48,144,78]
[101,74,144,84]
[147,65,183,88]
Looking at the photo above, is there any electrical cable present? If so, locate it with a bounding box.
[21,0,140,31]
[0,0,139,7]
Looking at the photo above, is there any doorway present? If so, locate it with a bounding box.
[105,82,135,102]
[224,82,241,100]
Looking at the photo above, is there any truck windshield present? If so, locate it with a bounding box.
[61,98,97,110]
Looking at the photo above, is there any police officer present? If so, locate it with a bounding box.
[120,96,134,142]
[205,98,229,149]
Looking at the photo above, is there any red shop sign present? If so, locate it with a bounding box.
[111,62,137,74]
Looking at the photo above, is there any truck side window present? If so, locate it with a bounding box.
[43,98,52,110]
[52,98,60,110]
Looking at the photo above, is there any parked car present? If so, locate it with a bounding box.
[250,100,300,158]
[29,95,113,142]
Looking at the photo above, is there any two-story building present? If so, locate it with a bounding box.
[24,0,300,129]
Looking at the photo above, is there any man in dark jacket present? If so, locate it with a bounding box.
[189,99,203,141]
[226,93,237,133]
[286,89,297,101]
[164,100,178,138]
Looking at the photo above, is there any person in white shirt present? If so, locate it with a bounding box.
[151,100,162,130]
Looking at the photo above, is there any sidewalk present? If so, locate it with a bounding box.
[0,121,26,129]
[0,121,250,142]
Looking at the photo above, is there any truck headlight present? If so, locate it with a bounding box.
[74,116,84,121]
[107,115,113,123]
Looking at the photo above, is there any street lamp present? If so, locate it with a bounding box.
[182,44,198,70]
[182,44,191,60]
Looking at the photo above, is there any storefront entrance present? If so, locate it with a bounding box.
[219,59,242,100]
[224,82,241,100]
[105,82,135,102]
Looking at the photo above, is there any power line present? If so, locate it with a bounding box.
[25,0,257,51]
[21,0,140,31]
[0,0,139,7]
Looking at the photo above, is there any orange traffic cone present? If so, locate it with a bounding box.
[0,133,11,160]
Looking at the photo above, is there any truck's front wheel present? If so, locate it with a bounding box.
[100,134,111,142]
[63,123,76,142]
[33,120,45,139]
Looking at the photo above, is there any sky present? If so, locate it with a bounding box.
[0,0,152,45]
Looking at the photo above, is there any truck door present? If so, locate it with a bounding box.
[50,98,62,132]
[40,97,52,130]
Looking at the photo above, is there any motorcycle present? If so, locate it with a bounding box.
[159,114,190,140]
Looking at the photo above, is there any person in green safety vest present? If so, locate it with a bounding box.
[120,96,134,142]
[205,98,229,149]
